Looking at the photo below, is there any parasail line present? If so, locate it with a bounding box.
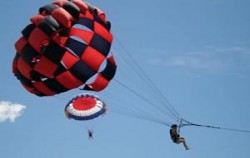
[114,37,181,121]
[114,78,179,122]
[181,120,250,134]
[111,105,171,126]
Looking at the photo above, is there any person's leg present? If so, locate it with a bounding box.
[178,137,189,150]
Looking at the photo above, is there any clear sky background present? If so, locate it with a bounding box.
[1,0,250,158]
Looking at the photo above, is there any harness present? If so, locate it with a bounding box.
[170,129,179,143]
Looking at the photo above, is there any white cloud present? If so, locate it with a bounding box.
[149,52,225,70]
[215,46,250,55]
[0,101,26,123]
[149,46,250,71]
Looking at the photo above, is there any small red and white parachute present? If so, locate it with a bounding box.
[65,93,107,120]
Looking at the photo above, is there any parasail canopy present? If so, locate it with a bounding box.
[65,93,107,120]
[12,0,116,96]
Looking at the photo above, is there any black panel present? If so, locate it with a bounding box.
[44,79,68,93]
[100,60,116,80]
[63,1,80,19]
[39,4,59,15]
[30,70,47,81]
[70,61,96,83]
[21,24,36,39]
[66,38,87,57]
[21,43,40,65]
[12,54,19,69]
[54,64,68,76]
[104,21,111,31]
[15,70,33,87]
[38,16,61,36]
[92,11,106,27]
[74,18,94,30]
[42,40,66,64]
[90,34,111,56]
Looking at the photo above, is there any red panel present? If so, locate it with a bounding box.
[69,28,94,44]
[96,9,106,22]
[33,81,56,96]
[15,37,27,53]
[53,0,67,6]
[52,35,68,46]
[73,97,96,110]
[21,83,39,95]
[28,27,49,53]
[61,51,79,69]
[83,10,93,20]
[81,46,105,71]
[17,58,32,79]
[87,74,109,91]
[72,0,88,14]
[33,57,58,78]
[30,14,45,26]
[12,56,18,74]
[56,71,82,89]
[107,55,116,65]
[51,7,73,28]
[94,21,113,43]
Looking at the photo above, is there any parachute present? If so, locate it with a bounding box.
[12,0,249,135]
[65,93,107,120]
[12,0,116,96]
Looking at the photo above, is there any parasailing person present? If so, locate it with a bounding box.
[170,124,189,150]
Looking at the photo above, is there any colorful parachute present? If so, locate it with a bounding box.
[12,0,116,96]
[65,93,107,120]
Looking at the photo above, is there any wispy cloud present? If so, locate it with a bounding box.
[214,46,250,55]
[149,46,250,72]
[0,101,26,123]
[153,53,225,70]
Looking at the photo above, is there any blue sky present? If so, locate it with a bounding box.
[1,0,250,158]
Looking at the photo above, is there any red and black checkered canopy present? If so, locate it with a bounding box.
[12,0,116,96]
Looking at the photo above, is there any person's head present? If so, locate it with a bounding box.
[171,124,178,129]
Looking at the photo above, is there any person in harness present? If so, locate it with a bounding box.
[170,124,189,150]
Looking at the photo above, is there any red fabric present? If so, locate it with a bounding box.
[30,14,45,26]
[33,57,58,78]
[69,28,94,45]
[87,74,109,91]
[15,37,27,54]
[28,27,49,53]
[73,97,96,110]
[81,46,105,72]
[61,51,79,69]
[97,12,106,22]
[108,55,116,65]
[51,7,73,28]
[56,71,82,89]
[17,58,32,79]
[21,83,39,95]
[94,21,113,43]
[52,34,68,46]
[33,81,56,96]
[83,10,94,20]
[13,0,115,96]
[53,0,67,7]
[71,0,88,14]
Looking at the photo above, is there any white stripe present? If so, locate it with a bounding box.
[67,100,104,117]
